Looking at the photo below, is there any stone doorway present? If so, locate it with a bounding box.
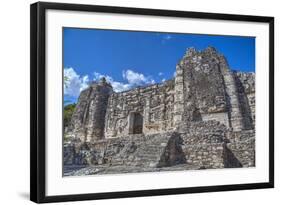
[128,112,143,134]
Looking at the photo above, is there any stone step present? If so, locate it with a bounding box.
[106,133,173,168]
[140,149,161,153]
[136,156,159,160]
[135,152,161,158]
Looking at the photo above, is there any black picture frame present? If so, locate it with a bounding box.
[30,1,274,203]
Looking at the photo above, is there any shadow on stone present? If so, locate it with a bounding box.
[158,133,186,167]
[223,144,243,168]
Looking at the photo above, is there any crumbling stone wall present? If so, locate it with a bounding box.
[182,143,225,169]
[173,47,255,132]
[180,121,228,169]
[234,72,255,129]
[226,130,255,167]
[68,79,113,142]
[104,79,175,138]
[176,47,234,131]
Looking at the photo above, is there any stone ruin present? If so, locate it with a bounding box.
[64,47,255,176]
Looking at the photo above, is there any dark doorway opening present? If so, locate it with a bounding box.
[132,113,143,134]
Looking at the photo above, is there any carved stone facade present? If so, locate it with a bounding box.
[64,47,255,175]
[104,79,175,138]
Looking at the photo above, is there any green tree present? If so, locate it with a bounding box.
[64,103,76,129]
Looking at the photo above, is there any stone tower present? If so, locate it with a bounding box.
[174,47,252,132]
[69,78,113,142]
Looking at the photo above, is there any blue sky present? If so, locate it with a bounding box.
[63,27,255,104]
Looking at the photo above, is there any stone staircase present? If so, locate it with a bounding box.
[109,133,174,168]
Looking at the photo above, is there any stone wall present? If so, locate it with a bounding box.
[104,79,175,138]
[175,47,235,131]
[234,72,255,129]
[182,143,225,169]
[226,130,255,167]
[179,121,253,169]
[69,78,113,142]
[173,47,255,132]
[180,121,227,169]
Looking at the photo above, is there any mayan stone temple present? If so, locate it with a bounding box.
[64,47,255,176]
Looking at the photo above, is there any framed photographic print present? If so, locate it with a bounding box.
[30,2,274,203]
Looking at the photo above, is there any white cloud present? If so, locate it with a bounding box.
[64,67,156,95]
[122,69,155,85]
[162,78,166,82]
[64,67,89,97]
[93,72,132,92]
[158,72,163,76]
[94,69,155,92]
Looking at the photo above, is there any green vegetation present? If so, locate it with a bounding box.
[64,103,76,128]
